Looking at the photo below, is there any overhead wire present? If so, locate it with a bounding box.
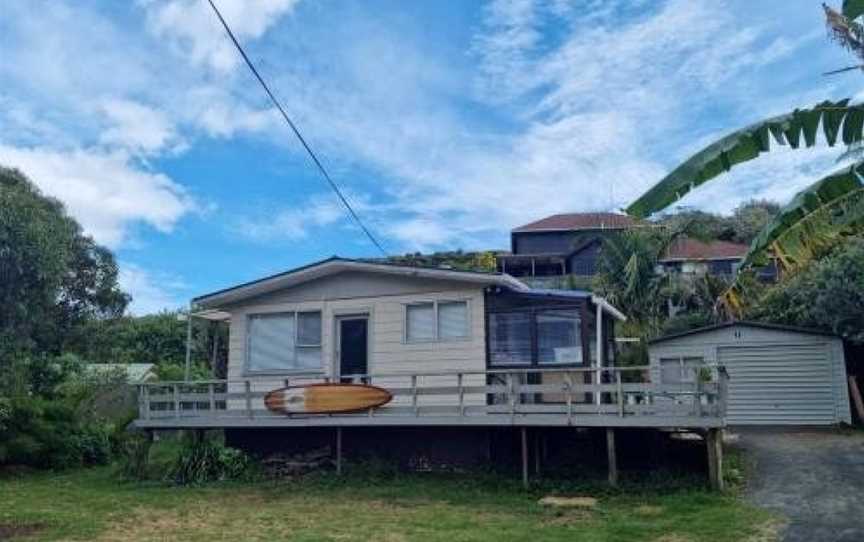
[205,0,389,257]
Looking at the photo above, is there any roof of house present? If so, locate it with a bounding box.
[659,238,748,262]
[85,363,156,383]
[193,256,530,308]
[512,212,642,233]
[649,321,837,345]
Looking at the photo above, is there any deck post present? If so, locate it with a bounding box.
[336,427,343,475]
[244,380,253,420]
[534,430,541,476]
[173,384,180,419]
[706,428,724,491]
[595,303,604,406]
[606,428,618,487]
[208,383,215,415]
[521,427,529,489]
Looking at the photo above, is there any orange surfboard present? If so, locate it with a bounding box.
[264,383,393,415]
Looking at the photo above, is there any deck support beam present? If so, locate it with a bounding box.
[521,427,529,489]
[336,427,343,475]
[706,428,724,491]
[606,428,618,487]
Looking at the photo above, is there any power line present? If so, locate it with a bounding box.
[205,0,389,257]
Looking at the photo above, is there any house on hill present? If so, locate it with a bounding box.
[496,212,644,285]
[656,238,749,277]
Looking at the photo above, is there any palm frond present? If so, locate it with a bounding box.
[720,161,864,314]
[626,99,863,218]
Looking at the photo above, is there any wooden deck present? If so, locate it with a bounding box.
[134,366,727,430]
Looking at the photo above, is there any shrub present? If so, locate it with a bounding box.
[170,434,254,485]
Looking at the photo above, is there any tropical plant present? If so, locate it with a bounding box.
[750,238,864,343]
[624,3,864,315]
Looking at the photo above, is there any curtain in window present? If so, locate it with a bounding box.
[406,303,435,341]
[537,310,581,364]
[248,313,296,372]
[438,301,468,339]
[489,312,531,365]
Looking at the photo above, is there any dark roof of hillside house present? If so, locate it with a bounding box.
[513,212,642,233]
[660,238,748,262]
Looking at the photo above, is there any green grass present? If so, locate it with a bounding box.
[0,463,775,542]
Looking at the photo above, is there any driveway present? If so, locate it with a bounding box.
[734,429,864,542]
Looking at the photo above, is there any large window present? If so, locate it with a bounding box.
[247,311,322,373]
[489,307,583,367]
[537,310,582,364]
[489,312,532,365]
[406,301,469,342]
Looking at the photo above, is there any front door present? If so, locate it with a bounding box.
[338,317,368,382]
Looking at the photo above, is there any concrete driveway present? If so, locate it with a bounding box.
[734,429,864,542]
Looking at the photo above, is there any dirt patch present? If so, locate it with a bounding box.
[0,522,45,540]
[634,504,664,517]
[652,535,694,542]
[538,496,598,509]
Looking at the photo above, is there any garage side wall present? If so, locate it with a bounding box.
[649,325,851,426]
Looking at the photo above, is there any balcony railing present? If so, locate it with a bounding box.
[135,366,728,429]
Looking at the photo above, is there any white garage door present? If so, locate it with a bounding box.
[718,343,837,425]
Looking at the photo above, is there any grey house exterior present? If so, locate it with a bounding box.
[649,322,851,426]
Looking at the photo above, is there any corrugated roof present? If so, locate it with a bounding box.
[513,212,641,232]
[660,238,748,262]
[649,321,837,344]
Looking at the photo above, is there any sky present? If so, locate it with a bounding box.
[1,0,862,314]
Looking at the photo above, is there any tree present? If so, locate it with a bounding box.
[0,166,129,355]
[750,238,864,343]
[624,4,864,314]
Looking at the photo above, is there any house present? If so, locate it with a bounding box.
[85,363,157,383]
[656,238,748,277]
[648,321,851,426]
[135,257,728,487]
[496,212,643,283]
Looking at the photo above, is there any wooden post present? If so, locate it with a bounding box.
[565,372,574,425]
[616,371,624,417]
[173,384,180,419]
[521,427,529,489]
[245,380,253,420]
[706,428,724,491]
[142,385,150,420]
[336,427,343,475]
[848,376,864,422]
[208,383,215,415]
[606,428,618,487]
[534,430,541,476]
[595,303,603,406]
[458,373,465,417]
[411,375,419,416]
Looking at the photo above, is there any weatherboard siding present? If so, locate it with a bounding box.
[223,272,488,411]
[648,324,851,425]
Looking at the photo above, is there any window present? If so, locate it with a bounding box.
[489,312,532,365]
[406,300,469,342]
[537,310,582,364]
[660,356,705,384]
[247,311,322,373]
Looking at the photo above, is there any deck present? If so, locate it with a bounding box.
[135,366,728,430]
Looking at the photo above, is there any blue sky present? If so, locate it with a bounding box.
[1,0,862,314]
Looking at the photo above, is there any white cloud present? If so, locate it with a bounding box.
[0,145,196,247]
[141,0,300,73]
[232,197,346,242]
[119,264,187,315]
[99,98,184,155]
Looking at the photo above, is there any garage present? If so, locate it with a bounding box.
[649,322,851,426]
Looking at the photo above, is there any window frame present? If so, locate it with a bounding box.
[245,310,324,376]
[403,299,472,344]
[486,303,586,368]
[659,355,706,384]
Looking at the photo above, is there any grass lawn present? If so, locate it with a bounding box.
[0,464,776,542]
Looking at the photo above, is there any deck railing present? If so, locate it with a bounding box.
[136,365,727,428]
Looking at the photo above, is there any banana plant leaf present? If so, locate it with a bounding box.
[844,0,864,20]
[720,161,864,313]
[626,99,862,218]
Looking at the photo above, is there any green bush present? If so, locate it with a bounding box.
[170,434,254,485]
[0,396,113,469]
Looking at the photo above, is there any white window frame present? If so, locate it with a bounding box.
[403,299,471,344]
[659,355,706,384]
[245,310,323,375]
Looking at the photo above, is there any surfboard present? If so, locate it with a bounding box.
[264,383,393,415]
